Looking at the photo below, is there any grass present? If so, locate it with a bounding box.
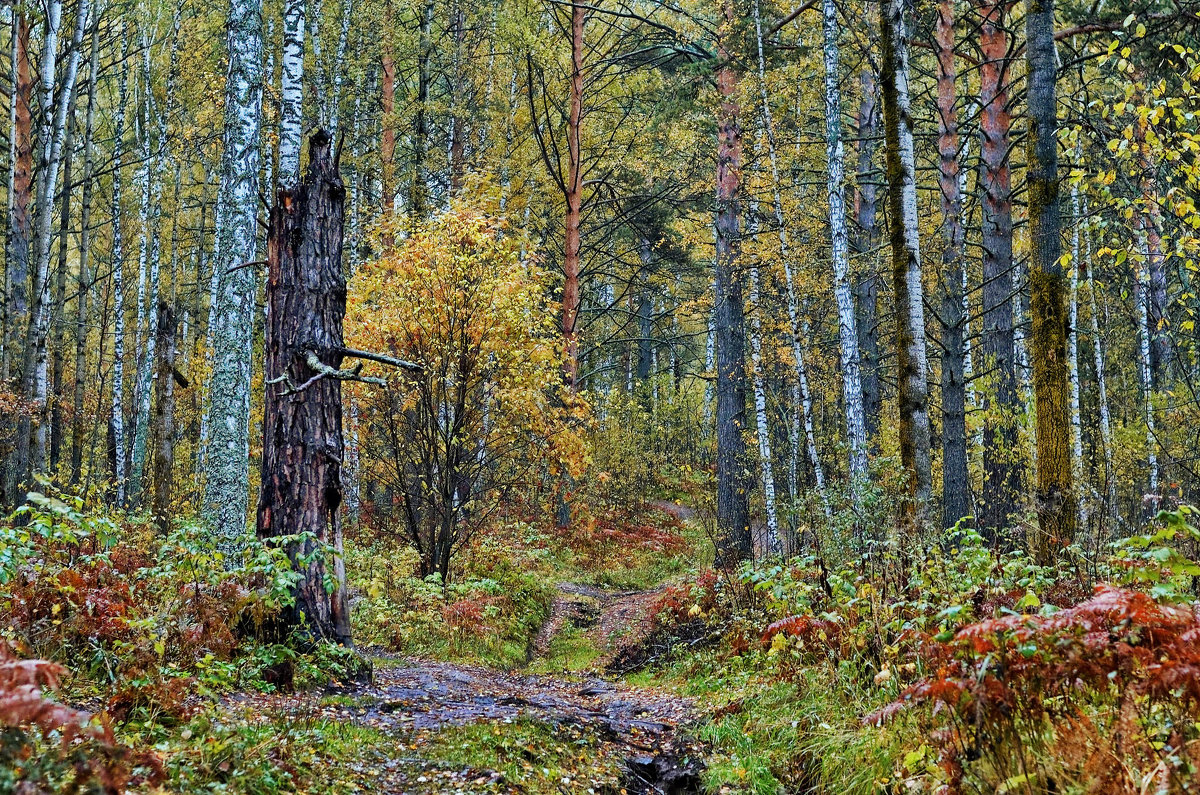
[639,647,909,795]
[528,622,604,674]
[420,716,626,794]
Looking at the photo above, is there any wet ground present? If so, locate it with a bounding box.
[224,578,704,794]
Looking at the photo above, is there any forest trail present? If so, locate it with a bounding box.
[225,567,703,793]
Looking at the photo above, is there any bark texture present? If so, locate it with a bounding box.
[822,0,868,486]
[1026,0,1076,562]
[880,0,932,516]
[203,0,264,548]
[257,131,352,645]
[152,301,179,533]
[713,3,750,567]
[936,0,968,528]
[978,0,1020,539]
[562,0,584,391]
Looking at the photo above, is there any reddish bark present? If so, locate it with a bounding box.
[978,0,1020,539]
[380,47,396,218]
[713,0,750,567]
[563,1,584,391]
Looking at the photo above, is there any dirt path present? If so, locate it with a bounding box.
[226,579,702,793]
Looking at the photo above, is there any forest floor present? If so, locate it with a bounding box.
[220,575,705,794]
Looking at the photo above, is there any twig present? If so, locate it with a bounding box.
[225,259,267,275]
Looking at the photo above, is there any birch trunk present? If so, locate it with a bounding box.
[752,0,826,507]
[2,8,15,383]
[130,40,166,500]
[1136,232,1159,501]
[880,0,932,515]
[747,227,779,554]
[3,12,31,390]
[279,0,304,185]
[203,0,264,551]
[821,0,868,486]
[1068,148,1084,524]
[49,87,77,473]
[17,0,88,487]
[70,18,101,485]
[1083,200,1116,520]
[110,45,131,504]
[329,0,350,133]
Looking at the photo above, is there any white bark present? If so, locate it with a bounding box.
[1136,235,1159,497]
[1068,162,1084,522]
[3,7,16,383]
[278,0,303,185]
[746,208,779,553]
[820,0,868,484]
[1083,199,1116,518]
[24,0,88,467]
[130,38,163,495]
[111,43,130,503]
[329,0,351,132]
[203,0,264,550]
[753,0,828,504]
[882,0,932,502]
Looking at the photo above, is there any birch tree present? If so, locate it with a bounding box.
[110,40,131,504]
[751,0,825,508]
[14,0,88,490]
[279,0,304,185]
[880,0,932,514]
[820,0,868,487]
[203,0,264,549]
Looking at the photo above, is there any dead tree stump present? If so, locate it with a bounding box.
[257,130,352,646]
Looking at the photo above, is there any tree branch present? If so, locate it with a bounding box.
[338,346,422,372]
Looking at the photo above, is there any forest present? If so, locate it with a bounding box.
[2,0,1200,791]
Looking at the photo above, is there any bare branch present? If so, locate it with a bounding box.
[338,346,422,372]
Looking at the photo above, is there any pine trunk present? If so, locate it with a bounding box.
[936,0,968,528]
[978,0,1020,539]
[257,131,352,645]
[713,0,750,568]
[562,1,584,391]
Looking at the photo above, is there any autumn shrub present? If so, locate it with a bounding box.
[346,530,554,666]
[0,643,163,792]
[870,585,1200,793]
[346,206,586,581]
[1,493,353,704]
